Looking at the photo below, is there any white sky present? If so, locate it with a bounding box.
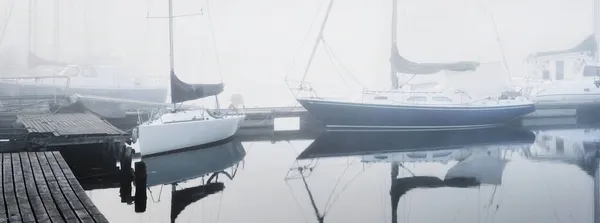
[0,0,594,106]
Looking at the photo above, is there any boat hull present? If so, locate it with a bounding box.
[138,115,246,156]
[297,98,535,130]
[0,82,167,103]
[533,93,600,106]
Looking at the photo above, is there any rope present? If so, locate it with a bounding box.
[252,101,300,125]
[0,0,17,49]
[323,165,370,215]
[322,40,353,91]
[284,0,328,82]
[205,0,223,82]
[322,39,366,89]
[478,0,512,80]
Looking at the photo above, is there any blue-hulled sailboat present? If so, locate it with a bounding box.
[290,0,535,131]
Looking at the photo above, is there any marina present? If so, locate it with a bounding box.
[1,90,600,151]
[1,0,600,221]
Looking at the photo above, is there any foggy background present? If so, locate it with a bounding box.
[0,0,593,107]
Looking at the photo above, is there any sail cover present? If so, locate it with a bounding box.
[170,70,224,103]
[28,51,67,68]
[531,35,596,58]
[390,45,480,74]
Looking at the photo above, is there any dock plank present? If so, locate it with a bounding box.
[29,153,65,223]
[12,153,36,223]
[37,153,79,222]
[0,155,6,223]
[3,154,21,223]
[1,152,109,223]
[45,153,94,223]
[19,153,51,223]
[53,152,109,223]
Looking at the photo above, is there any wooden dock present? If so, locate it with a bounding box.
[1,151,108,223]
[13,112,128,150]
[18,113,124,137]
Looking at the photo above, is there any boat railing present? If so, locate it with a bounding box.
[0,75,71,100]
[285,80,319,99]
[127,75,167,86]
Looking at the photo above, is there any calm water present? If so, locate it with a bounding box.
[82,126,600,223]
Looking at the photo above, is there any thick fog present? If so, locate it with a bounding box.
[0,0,593,106]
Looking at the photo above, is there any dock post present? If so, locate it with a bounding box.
[134,161,147,213]
[119,149,133,204]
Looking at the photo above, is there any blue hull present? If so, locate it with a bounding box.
[297,98,536,130]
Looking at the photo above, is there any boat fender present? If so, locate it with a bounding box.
[132,127,139,144]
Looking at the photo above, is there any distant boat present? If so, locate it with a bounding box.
[517,26,600,106]
[0,62,168,103]
[289,0,535,131]
[137,0,245,156]
[0,0,168,103]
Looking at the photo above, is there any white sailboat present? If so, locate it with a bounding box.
[515,0,600,106]
[137,0,245,156]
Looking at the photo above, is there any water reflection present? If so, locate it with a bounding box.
[141,141,245,222]
[84,126,600,222]
[287,127,600,223]
[289,127,535,222]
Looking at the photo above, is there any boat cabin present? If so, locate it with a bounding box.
[528,35,596,81]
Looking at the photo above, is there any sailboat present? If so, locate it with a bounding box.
[137,0,245,156]
[290,0,535,131]
[0,0,168,103]
[515,0,600,106]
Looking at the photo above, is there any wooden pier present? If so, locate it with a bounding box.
[1,151,108,223]
[0,111,129,152]
[14,112,128,150]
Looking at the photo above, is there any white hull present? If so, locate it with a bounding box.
[516,79,600,106]
[534,92,600,105]
[138,110,246,156]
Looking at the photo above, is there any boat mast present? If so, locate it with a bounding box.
[28,0,35,60]
[595,0,600,63]
[54,0,59,60]
[390,0,399,89]
[168,0,175,108]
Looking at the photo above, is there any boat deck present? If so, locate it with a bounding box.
[1,152,109,223]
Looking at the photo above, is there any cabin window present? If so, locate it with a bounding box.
[407,153,427,158]
[64,67,79,77]
[432,96,452,102]
[432,152,452,158]
[555,138,564,154]
[542,70,550,80]
[81,67,98,77]
[583,65,600,77]
[406,96,427,102]
[555,61,564,80]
